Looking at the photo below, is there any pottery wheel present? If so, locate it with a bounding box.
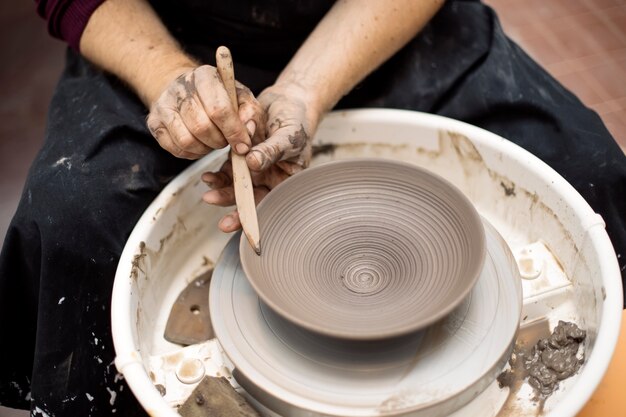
[210,219,522,417]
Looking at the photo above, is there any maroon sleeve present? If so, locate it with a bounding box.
[36,0,106,51]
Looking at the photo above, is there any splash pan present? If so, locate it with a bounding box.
[111,109,622,417]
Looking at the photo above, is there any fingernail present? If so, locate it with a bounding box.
[235,143,249,154]
[246,120,256,138]
[201,173,212,183]
[247,150,265,171]
[203,191,217,204]
[222,215,234,228]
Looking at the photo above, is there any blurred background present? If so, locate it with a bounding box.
[1,0,625,243]
[0,0,624,416]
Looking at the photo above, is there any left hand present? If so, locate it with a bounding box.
[201,83,321,232]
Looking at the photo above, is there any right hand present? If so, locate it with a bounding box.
[146,65,265,159]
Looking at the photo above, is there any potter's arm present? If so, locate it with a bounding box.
[281,0,444,117]
[80,0,196,107]
[245,0,446,170]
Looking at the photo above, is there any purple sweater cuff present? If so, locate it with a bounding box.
[36,0,106,51]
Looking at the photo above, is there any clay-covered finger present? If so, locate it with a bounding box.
[254,166,291,189]
[246,146,277,171]
[176,94,226,150]
[203,187,236,206]
[237,85,266,145]
[164,111,212,155]
[211,106,251,154]
[201,172,232,189]
[217,159,234,177]
[252,186,271,207]
[246,130,298,171]
[196,71,251,155]
[177,90,228,150]
[201,159,233,187]
[217,187,270,232]
[246,122,309,171]
[218,210,241,233]
[202,181,269,208]
[166,135,203,160]
[147,114,202,160]
[249,186,271,206]
[276,160,305,176]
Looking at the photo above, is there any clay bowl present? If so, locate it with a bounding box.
[239,158,486,340]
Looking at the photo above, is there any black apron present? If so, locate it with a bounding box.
[1,1,624,415]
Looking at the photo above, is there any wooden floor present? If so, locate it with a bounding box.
[486,0,626,148]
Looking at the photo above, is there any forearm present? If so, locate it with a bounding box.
[79,0,198,106]
[277,0,444,116]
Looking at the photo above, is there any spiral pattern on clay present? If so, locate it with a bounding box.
[240,158,486,340]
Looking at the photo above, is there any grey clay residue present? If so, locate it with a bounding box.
[498,320,586,402]
[525,320,586,396]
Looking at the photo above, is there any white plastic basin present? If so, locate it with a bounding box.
[112,109,623,417]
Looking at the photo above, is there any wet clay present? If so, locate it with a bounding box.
[497,319,550,415]
[525,321,586,396]
[498,320,586,415]
[238,158,486,340]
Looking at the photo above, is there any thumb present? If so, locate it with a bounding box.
[247,143,280,172]
[246,125,308,171]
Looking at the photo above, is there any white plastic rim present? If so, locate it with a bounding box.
[111,109,623,417]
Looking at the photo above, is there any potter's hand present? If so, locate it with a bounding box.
[246,84,318,173]
[146,65,265,160]
[201,83,320,232]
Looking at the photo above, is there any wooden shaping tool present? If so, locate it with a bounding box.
[215,46,261,256]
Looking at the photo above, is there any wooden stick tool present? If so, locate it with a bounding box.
[215,46,261,255]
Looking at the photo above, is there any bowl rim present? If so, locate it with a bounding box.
[239,157,487,340]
